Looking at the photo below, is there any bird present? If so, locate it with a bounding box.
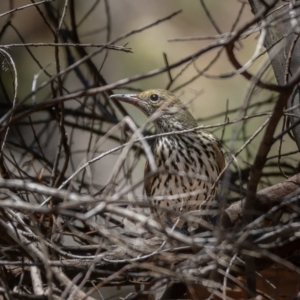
[110,89,225,234]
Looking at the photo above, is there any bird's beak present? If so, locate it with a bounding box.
[109,94,142,107]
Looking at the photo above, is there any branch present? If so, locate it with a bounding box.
[223,173,300,228]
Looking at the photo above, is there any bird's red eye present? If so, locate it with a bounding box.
[150,94,160,102]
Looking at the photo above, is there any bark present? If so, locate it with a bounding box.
[249,0,300,150]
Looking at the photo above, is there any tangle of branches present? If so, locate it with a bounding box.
[0,1,300,299]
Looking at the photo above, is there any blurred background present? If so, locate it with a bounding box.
[1,0,257,112]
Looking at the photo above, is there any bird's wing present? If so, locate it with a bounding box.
[213,142,225,172]
[199,131,225,172]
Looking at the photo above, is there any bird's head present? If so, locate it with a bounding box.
[110,89,198,132]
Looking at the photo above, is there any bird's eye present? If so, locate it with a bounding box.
[149,94,160,103]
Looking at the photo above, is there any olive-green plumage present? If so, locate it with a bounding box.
[110,89,224,233]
